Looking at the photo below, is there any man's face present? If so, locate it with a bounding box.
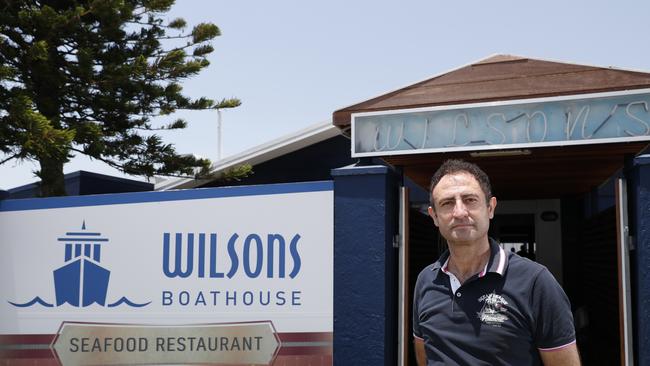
[428,172,496,246]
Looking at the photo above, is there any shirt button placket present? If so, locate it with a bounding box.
[452,290,462,312]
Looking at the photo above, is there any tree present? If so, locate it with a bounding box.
[0,0,245,196]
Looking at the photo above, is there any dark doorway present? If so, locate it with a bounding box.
[490,213,536,261]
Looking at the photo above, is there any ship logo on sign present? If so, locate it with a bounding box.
[9,221,150,308]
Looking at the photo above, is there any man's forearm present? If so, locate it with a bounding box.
[414,338,427,366]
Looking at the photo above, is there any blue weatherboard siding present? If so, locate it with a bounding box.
[0,181,333,212]
[332,165,399,366]
[632,155,650,365]
[6,170,154,199]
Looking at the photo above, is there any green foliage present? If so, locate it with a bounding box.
[1,96,76,161]
[0,0,243,196]
[192,23,220,43]
[168,18,186,29]
[204,163,253,182]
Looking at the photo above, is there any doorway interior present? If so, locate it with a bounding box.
[398,143,642,366]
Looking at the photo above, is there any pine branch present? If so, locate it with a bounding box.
[0,153,21,165]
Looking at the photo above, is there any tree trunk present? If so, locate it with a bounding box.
[38,157,66,197]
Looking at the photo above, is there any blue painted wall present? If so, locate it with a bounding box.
[331,164,399,365]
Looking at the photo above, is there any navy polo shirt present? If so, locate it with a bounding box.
[413,239,576,365]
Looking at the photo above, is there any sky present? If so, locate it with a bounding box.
[3,0,650,190]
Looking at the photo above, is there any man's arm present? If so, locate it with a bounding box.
[414,337,426,366]
[532,268,581,365]
[539,343,581,366]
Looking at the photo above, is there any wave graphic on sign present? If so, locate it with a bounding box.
[8,296,150,308]
[8,296,54,307]
[8,221,150,308]
[107,297,151,308]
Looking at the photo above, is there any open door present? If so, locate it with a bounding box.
[398,186,409,366]
[616,178,634,366]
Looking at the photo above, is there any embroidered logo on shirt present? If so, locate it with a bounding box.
[477,292,509,326]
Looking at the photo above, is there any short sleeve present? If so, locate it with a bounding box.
[531,268,576,350]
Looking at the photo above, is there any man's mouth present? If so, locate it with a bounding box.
[452,223,473,229]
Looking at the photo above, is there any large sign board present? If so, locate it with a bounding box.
[0,182,333,365]
[352,89,650,157]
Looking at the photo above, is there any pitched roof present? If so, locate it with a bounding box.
[333,54,650,129]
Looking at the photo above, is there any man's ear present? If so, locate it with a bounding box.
[428,206,439,227]
[488,197,497,219]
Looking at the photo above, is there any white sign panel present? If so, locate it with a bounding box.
[0,182,333,364]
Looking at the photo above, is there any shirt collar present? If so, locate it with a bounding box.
[441,256,489,277]
[432,238,509,277]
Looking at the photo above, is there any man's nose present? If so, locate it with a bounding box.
[452,200,469,218]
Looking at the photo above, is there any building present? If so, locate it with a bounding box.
[156,120,357,191]
[331,54,650,365]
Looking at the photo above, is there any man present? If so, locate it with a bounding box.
[413,159,580,365]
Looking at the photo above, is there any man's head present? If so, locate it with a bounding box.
[428,159,496,246]
[429,159,492,208]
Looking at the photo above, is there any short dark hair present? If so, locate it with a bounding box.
[429,159,492,208]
